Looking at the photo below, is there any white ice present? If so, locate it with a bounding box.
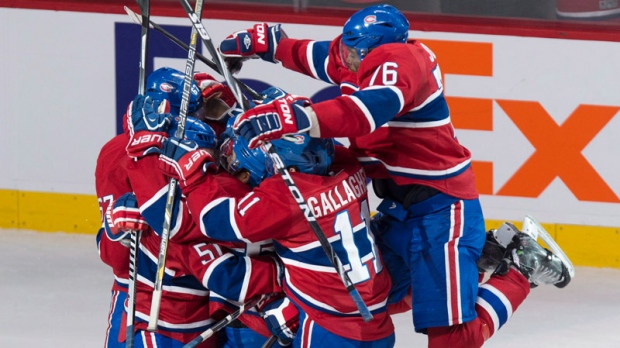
[1,229,619,347]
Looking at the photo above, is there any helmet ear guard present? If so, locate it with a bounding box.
[341,4,409,60]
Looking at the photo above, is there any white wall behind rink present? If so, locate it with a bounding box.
[1,8,618,227]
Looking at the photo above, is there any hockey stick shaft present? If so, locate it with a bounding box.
[127,0,150,345]
[182,294,271,348]
[146,0,204,332]
[178,0,372,322]
[261,335,278,348]
[126,230,141,348]
[177,0,246,110]
[136,0,150,96]
[123,6,263,102]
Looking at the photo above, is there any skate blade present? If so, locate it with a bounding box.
[522,215,576,278]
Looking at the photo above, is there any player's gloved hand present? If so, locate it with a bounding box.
[126,94,171,159]
[260,297,299,346]
[193,72,237,108]
[111,193,149,232]
[258,86,288,105]
[104,193,148,244]
[219,23,287,63]
[232,95,314,149]
[158,137,217,191]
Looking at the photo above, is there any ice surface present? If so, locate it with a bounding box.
[1,229,619,347]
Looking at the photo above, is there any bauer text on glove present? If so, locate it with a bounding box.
[126,94,171,159]
[158,137,217,191]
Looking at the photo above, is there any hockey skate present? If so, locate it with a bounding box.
[496,230,572,289]
[477,222,520,273]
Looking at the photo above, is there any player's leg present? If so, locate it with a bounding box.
[400,194,486,332]
[375,194,487,346]
[427,222,572,347]
[105,289,128,348]
[294,307,395,348]
[371,213,411,307]
[427,268,531,348]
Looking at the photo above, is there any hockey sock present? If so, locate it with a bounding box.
[427,269,530,348]
[475,268,530,339]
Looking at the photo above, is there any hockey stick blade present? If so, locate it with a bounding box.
[522,215,575,278]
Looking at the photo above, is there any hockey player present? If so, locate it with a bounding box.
[96,66,260,347]
[156,126,395,347]
[217,5,572,347]
[95,66,220,347]
[106,191,284,348]
[123,80,296,347]
[96,121,133,348]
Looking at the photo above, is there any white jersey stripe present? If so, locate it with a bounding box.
[357,156,471,177]
[411,86,443,111]
[306,41,319,80]
[386,117,451,128]
[347,95,377,131]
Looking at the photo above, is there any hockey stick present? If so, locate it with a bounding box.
[146,0,204,332]
[177,0,373,322]
[123,6,263,103]
[126,0,150,346]
[182,294,271,348]
[177,0,246,109]
[126,230,141,348]
[261,335,278,348]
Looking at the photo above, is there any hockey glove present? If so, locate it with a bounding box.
[258,86,288,105]
[219,23,287,63]
[158,137,217,191]
[104,193,148,243]
[260,297,299,346]
[111,193,149,232]
[193,72,237,108]
[233,95,314,149]
[126,94,171,159]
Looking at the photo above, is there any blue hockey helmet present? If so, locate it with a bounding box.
[340,4,409,61]
[146,67,203,115]
[219,134,269,188]
[169,116,217,150]
[265,134,335,176]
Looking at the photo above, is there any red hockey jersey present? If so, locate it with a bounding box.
[95,133,132,292]
[276,37,478,200]
[184,147,394,341]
